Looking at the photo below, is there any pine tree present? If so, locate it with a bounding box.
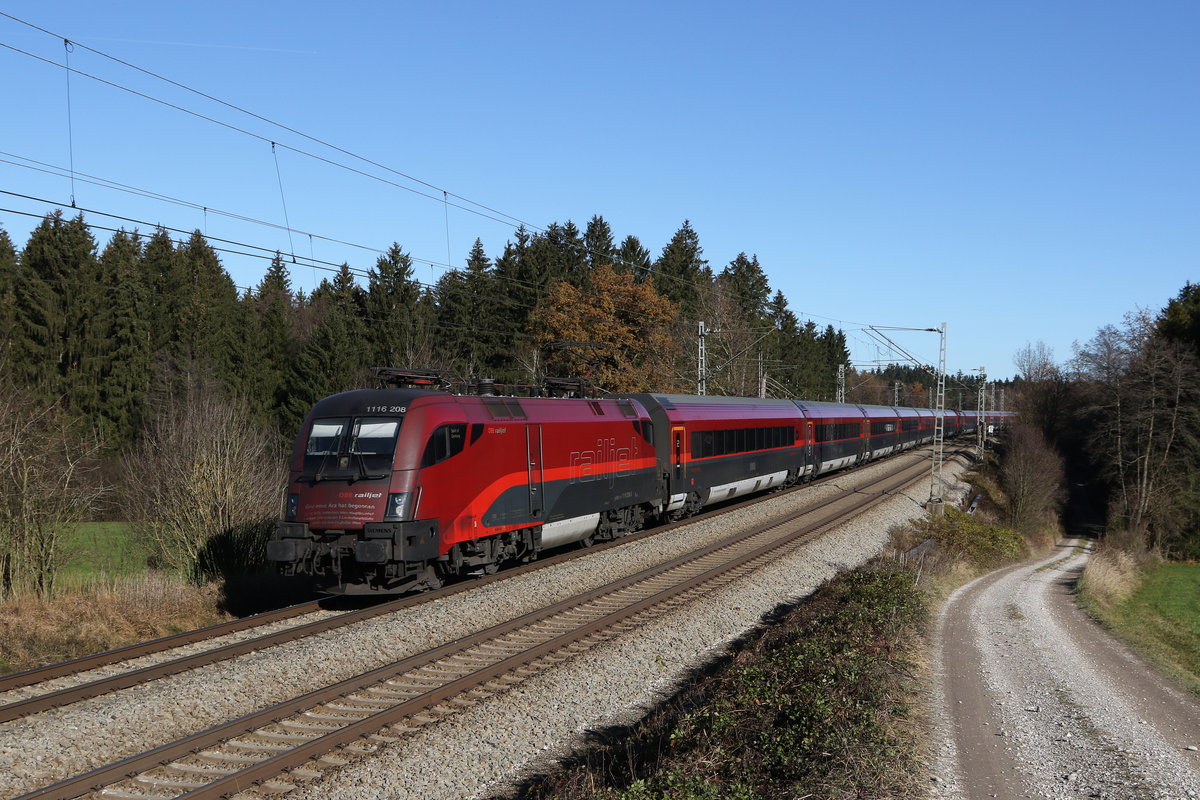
[1160,282,1200,357]
[0,228,17,356]
[435,238,500,377]
[818,324,850,399]
[13,212,100,403]
[93,229,152,446]
[653,221,710,320]
[490,227,536,380]
[280,300,370,434]
[253,254,297,420]
[615,235,651,279]
[718,253,771,323]
[165,230,242,394]
[583,215,615,271]
[766,290,801,396]
[365,244,421,368]
[139,227,179,358]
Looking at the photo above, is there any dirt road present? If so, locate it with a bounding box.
[931,540,1200,799]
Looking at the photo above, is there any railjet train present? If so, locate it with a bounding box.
[267,373,1013,594]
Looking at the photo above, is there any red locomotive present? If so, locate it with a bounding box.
[267,373,1014,594]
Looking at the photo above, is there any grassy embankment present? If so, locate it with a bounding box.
[0,523,228,675]
[1079,547,1200,696]
[518,488,1040,800]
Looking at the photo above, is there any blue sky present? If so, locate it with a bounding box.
[1,1,1196,380]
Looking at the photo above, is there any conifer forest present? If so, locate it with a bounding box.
[5,207,1194,596]
[0,210,884,595]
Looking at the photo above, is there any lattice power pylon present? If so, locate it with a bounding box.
[929,322,947,509]
[976,367,987,461]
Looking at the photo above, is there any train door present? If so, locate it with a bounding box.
[806,421,815,474]
[672,426,685,483]
[527,424,544,519]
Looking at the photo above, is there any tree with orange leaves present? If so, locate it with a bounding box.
[531,263,684,393]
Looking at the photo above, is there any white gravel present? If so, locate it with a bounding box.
[283,453,968,800]
[931,542,1200,799]
[0,450,964,799]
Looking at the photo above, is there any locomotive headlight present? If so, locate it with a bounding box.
[384,492,412,521]
[285,493,300,521]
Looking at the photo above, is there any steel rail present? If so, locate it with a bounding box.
[15,454,937,800]
[0,448,951,723]
[0,600,322,694]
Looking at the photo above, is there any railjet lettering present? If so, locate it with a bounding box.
[337,491,384,499]
[570,437,639,486]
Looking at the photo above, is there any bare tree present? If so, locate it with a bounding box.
[1013,340,1073,441]
[1071,311,1200,553]
[122,380,284,580]
[1014,340,1059,383]
[1001,422,1065,535]
[0,370,108,598]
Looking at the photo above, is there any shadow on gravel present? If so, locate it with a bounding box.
[219,570,321,616]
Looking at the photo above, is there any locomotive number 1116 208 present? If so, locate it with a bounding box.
[363,405,407,414]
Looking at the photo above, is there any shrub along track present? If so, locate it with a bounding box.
[6,451,952,800]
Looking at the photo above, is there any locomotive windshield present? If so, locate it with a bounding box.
[303,416,403,479]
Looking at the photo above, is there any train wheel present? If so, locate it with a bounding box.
[415,564,444,591]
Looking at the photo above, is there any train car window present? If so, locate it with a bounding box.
[815,422,861,442]
[691,425,796,458]
[901,419,919,432]
[871,421,896,435]
[470,423,485,445]
[421,424,467,467]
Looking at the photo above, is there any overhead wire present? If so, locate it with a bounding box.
[0,11,535,230]
[0,12,938,368]
[0,19,751,304]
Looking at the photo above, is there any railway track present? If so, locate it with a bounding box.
[10,451,943,800]
[0,446,961,727]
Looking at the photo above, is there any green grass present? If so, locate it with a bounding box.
[1106,563,1200,695]
[57,522,150,588]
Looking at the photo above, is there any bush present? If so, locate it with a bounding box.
[522,564,929,800]
[121,380,283,582]
[905,508,1029,571]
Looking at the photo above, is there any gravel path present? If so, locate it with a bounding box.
[932,540,1200,799]
[0,450,961,799]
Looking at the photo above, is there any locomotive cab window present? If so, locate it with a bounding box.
[303,416,402,475]
[422,424,467,467]
[306,419,348,456]
[351,419,401,455]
